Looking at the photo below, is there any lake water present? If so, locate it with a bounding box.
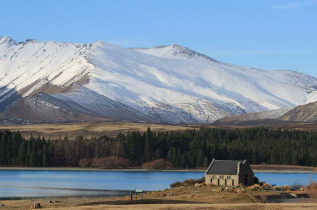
[0,170,316,199]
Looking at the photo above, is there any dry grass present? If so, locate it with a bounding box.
[282,185,291,191]
[0,187,254,209]
[47,203,317,210]
[209,121,317,132]
[170,177,205,188]
[1,120,317,140]
[305,180,317,200]
[1,185,316,210]
[0,121,191,140]
[132,186,257,204]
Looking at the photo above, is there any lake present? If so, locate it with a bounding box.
[0,170,316,199]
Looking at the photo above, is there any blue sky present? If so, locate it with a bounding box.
[1,0,316,77]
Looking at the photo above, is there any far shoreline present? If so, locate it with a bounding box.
[0,167,316,173]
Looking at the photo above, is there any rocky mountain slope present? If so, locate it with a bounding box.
[1,36,317,124]
[214,108,290,124]
[279,101,317,122]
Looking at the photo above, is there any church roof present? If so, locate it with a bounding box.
[205,159,245,175]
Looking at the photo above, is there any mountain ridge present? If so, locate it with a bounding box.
[133,44,220,64]
[0,36,317,124]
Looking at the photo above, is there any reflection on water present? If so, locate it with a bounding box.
[0,170,203,198]
[0,170,316,198]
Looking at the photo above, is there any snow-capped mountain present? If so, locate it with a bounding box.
[0,35,317,124]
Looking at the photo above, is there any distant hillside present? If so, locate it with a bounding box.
[279,101,317,122]
[214,108,289,124]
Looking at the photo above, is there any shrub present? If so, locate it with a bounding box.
[248,184,260,191]
[80,156,129,169]
[272,186,281,191]
[79,158,91,167]
[170,181,182,188]
[291,183,303,190]
[170,177,205,188]
[282,185,291,191]
[142,159,173,169]
[304,180,317,199]
[263,183,271,188]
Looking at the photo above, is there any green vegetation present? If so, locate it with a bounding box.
[0,127,316,167]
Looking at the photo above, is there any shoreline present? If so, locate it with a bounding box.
[0,167,316,173]
[0,167,204,172]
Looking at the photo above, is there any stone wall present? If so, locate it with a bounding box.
[205,174,239,186]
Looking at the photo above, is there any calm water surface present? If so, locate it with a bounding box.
[0,170,316,198]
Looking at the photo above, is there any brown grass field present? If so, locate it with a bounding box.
[0,121,192,140]
[1,120,317,140]
[1,186,316,209]
[206,121,317,132]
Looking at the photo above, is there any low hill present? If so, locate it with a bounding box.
[279,101,317,122]
[214,109,289,124]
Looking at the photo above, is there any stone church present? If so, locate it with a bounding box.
[205,159,254,186]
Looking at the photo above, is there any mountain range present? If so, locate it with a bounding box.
[1,36,317,124]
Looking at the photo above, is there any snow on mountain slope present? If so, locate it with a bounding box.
[0,36,317,124]
[134,44,219,63]
[0,36,93,93]
[306,91,317,104]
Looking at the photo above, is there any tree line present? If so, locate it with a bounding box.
[0,127,316,168]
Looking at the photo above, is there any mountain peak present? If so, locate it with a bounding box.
[24,38,38,43]
[152,44,190,51]
[135,44,219,63]
[154,44,183,49]
[0,36,16,45]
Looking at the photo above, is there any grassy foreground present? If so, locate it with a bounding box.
[3,199,316,210]
[1,185,316,209]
